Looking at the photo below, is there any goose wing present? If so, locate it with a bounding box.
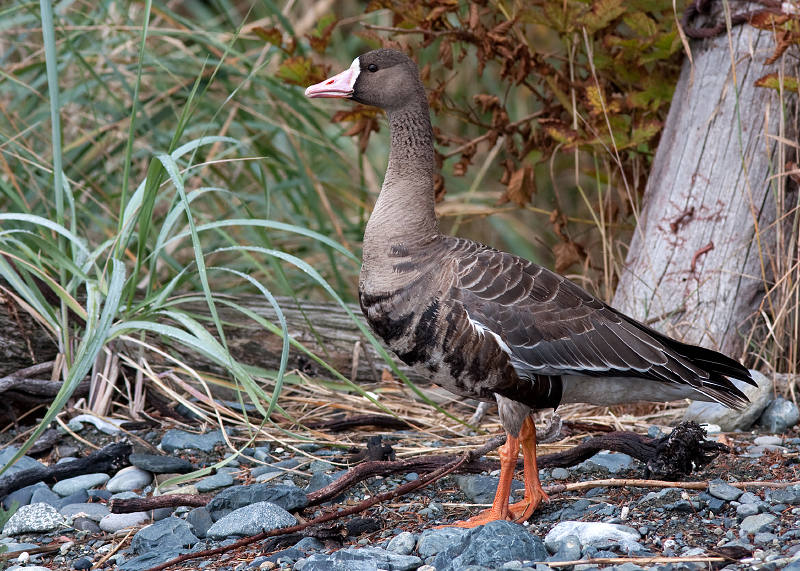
[448,238,754,407]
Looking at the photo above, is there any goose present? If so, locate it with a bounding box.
[305,49,755,527]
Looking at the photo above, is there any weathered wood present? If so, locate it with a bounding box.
[0,441,132,501]
[0,286,424,385]
[612,24,797,358]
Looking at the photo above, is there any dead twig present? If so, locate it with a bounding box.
[110,493,213,514]
[140,437,506,571]
[304,414,412,432]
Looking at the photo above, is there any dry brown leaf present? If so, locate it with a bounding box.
[503,164,536,206]
[749,10,790,30]
[550,209,568,239]
[474,93,500,113]
[553,240,586,274]
[439,40,454,69]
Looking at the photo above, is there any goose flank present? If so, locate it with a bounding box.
[306,49,756,527]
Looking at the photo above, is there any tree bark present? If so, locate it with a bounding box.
[612,23,797,359]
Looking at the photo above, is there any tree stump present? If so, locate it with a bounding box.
[612,23,798,359]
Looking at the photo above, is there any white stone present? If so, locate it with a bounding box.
[544,521,641,553]
[99,512,150,533]
[106,466,153,492]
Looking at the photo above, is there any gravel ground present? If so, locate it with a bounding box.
[1,423,800,571]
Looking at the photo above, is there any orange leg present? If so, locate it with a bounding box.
[453,431,521,528]
[508,416,549,522]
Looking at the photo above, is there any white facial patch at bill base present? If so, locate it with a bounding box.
[348,57,361,89]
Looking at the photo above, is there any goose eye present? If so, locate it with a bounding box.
[367,64,378,73]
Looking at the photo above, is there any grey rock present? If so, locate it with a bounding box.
[2,502,64,535]
[195,470,234,492]
[309,460,334,473]
[152,507,173,521]
[432,520,547,571]
[387,531,417,555]
[131,517,199,554]
[304,472,334,494]
[273,458,300,470]
[295,537,325,551]
[72,517,102,533]
[0,446,46,477]
[736,504,760,518]
[544,521,640,552]
[30,485,61,508]
[455,475,524,504]
[548,534,581,561]
[56,488,89,509]
[119,549,188,571]
[160,428,227,453]
[266,546,303,563]
[6,567,52,571]
[551,468,570,480]
[107,467,153,492]
[748,444,787,455]
[766,486,800,505]
[251,465,280,479]
[1,542,40,553]
[758,398,800,433]
[129,453,193,474]
[738,491,762,504]
[707,498,727,514]
[296,558,377,571]
[88,489,113,501]
[60,502,110,521]
[206,501,295,539]
[2,482,47,509]
[186,507,214,538]
[638,488,682,506]
[574,452,634,474]
[754,436,784,446]
[99,512,150,533]
[52,473,110,496]
[708,480,744,501]
[206,484,307,520]
[739,513,777,534]
[682,370,772,431]
[295,547,421,571]
[753,532,777,545]
[417,527,470,558]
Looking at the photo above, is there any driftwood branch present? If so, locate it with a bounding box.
[0,441,132,501]
[108,494,213,514]
[0,285,425,391]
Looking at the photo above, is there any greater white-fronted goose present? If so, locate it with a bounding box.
[306,49,755,527]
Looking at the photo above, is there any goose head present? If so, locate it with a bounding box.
[305,49,425,112]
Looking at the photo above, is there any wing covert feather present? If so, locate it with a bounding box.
[446,238,749,393]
